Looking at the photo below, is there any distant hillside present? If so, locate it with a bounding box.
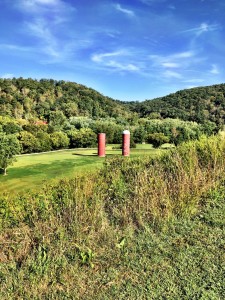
[0,78,131,121]
[127,84,225,126]
[1,78,225,127]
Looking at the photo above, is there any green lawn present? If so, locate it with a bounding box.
[0,145,161,194]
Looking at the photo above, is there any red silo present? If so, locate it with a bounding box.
[98,133,106,157]
[122,130,130,156]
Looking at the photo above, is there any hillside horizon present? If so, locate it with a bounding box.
[1,77,225,126]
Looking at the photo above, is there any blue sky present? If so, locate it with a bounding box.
[0,0,224,101]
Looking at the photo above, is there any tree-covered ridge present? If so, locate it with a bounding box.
[0,78,131,120]
[1,78,225,127]
[127,83,225,126]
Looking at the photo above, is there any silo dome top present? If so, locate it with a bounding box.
[123,130,130,134]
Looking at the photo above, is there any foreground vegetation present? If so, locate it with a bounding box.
[0,136,225,299]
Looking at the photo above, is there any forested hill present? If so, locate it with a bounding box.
[1,78,225,127]
[0,78,131,120]
[127,84,225,126]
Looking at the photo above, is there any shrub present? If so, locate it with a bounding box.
[146,132,170,148]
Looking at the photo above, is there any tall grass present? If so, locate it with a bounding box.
[100,135,225,227]
[0,135,225,298]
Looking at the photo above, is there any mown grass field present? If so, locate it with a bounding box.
[0,144,161,194]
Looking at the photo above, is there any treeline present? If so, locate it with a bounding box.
[132,118,217,147]
[127,83,225,126]
[0,116,126,153]
[0,115,217,154]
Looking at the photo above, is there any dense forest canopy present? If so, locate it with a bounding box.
[126,83,225,126]
[0,77,131,120]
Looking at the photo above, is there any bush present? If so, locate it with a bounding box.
[146,132,170,148]
[19,131,41,153]
[67,128,96,148]
[50,132,69,150]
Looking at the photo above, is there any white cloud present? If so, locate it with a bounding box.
[172,51,194,59]
[13,0,77,63]
[148,51,200,81]
[25,18,60,58]
[182,22,219,36]
[183,79,205,83]
[34,0,60,4]
[149,51,195,69]
[163,70,182,79]
[19,0,63,11]
[106,61,140,72]
[210,64,219,75]
[139,0,167,5]
[161,62,179,68]
[91,50,140,73]
[91,50,125,62]
[114,4,135,17]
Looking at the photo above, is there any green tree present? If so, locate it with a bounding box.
[2,122,21,134]
[133,126,147,143]
[49,111,67,131]
[19,131,41,153]
[36,132,52,152]
[50,132,69,150]
[147,132,170,148]
[67,128,96,148]
[0,133,21,175]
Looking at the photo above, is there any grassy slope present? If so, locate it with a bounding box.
[0,145,160,194]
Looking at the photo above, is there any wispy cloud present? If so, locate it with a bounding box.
[210,64,219,75]
[25,18,60,58]
[149,51,195,69]
[163,70,182,79]
[106,61,139,72]
[114,3,135,17]
[182,22,220,36]
[18,0,70,13]
[183,79,205,83]
[148,50,202,81]
[91,48,201,77]
[91,50,125,63]
[168,4,176,10]
[12,0,77,63]
[171,51,194,59]
[139,0,167,5]
[161,62,179,68]
[91,50,140,73]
